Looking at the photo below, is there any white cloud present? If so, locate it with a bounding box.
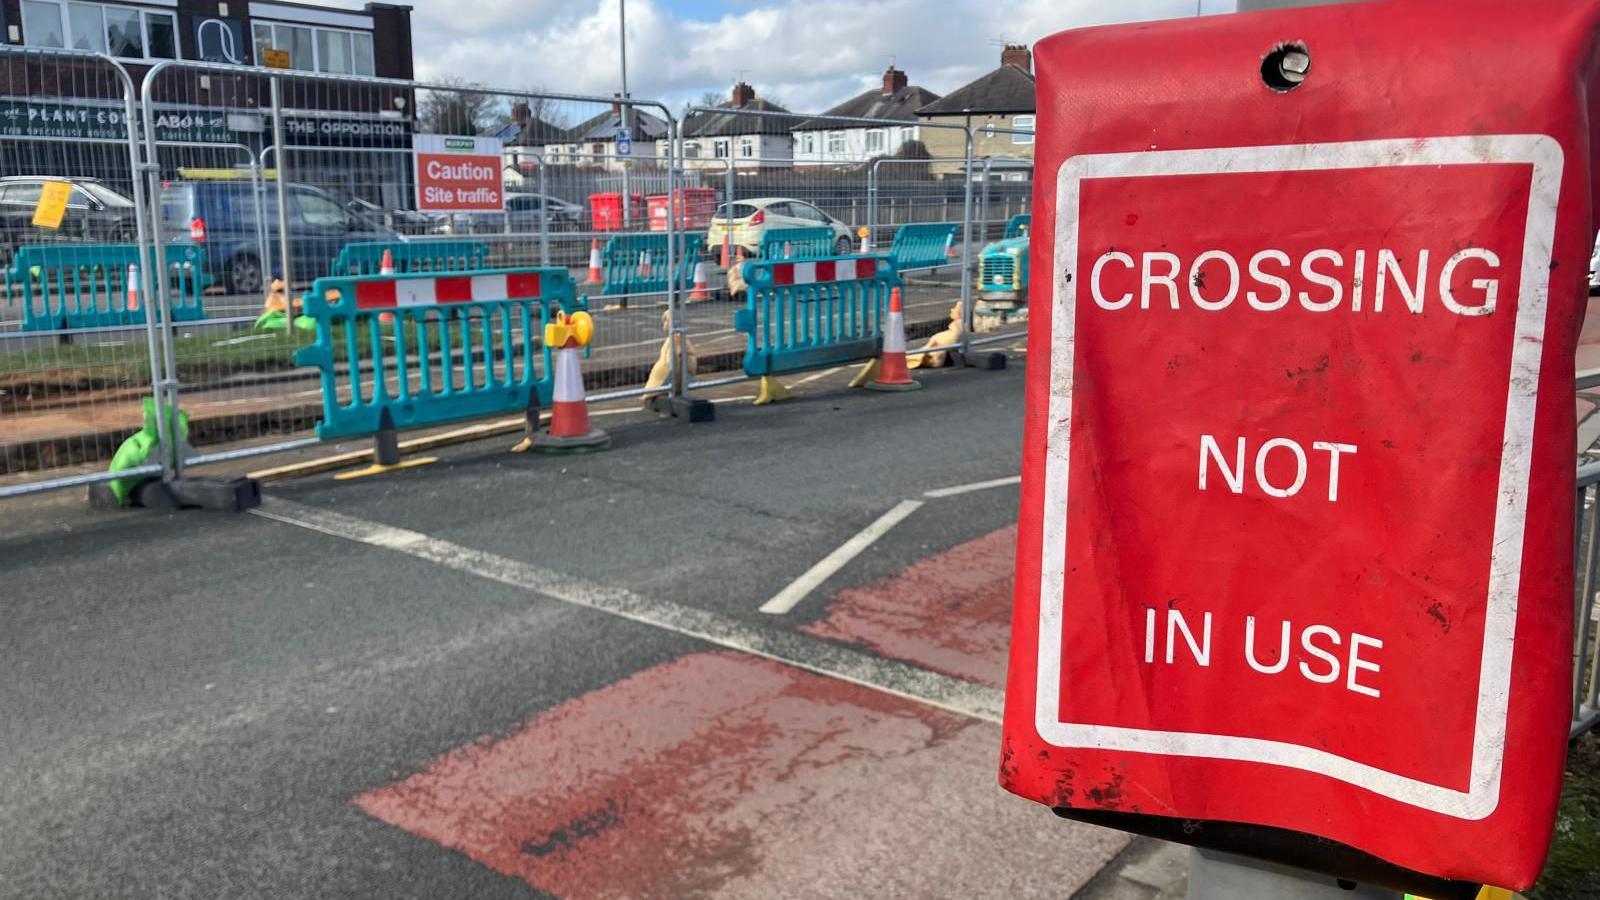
[407,0,1234,116]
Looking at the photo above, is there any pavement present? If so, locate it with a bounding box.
[0,348,1177,898]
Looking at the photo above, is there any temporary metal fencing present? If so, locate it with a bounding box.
[129,61,686,482]
[0,47,167,492]
[678,104,1034,394]
[1573,459,1600,736]
[867,156,1031,248]
[2,72,1044,496]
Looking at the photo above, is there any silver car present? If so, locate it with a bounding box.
[444,192,583,234]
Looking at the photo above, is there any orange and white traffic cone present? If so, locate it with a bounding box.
[379,248,396,324]
[720,232,731,269]
[125,264,139,312]
[529,310,610,453]
[861,287,922,392]
[859,227,871,254]
[689,257,711,301]
[944,233,957,264]
[639,249,653,279]
[585,238,604,285]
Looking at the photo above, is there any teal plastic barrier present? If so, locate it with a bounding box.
[758,227,836,260]
[734,255,900,377]
[600,232,703,297]
[15,243,207,331]
[890,222,960,272]
[1004,215,1031,239]
[330,240,491,277]
[293,267,583,441]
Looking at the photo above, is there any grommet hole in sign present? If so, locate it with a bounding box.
[1261,42,1311,92]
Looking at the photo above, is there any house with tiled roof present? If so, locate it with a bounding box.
[666,82,793,170]
[523,96,669,172]
[491,100,569,186]
[791,67,940,166]
[916,44,1036,176]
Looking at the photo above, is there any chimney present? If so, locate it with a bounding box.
[511,100,530,124]
[611,92,623,116]
[882,66,908,96]
[1001,43,1032,73]
[731,81,756,108]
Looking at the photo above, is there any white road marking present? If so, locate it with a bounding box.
[792,366,844,386]
[923,475,1022,499]
[758,499,925,616]
[250,498,1000,723]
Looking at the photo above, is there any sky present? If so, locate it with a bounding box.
[340,0,1238,116]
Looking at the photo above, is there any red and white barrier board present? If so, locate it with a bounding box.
[1002,0,1600,890]
[770,258,879,286]
[354,272,542,310]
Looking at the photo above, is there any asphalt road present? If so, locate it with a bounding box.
[0,351,1131,898]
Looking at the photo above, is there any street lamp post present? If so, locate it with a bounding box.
[619,0,633,226]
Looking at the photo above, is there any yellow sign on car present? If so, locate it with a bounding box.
[31,181,71,229]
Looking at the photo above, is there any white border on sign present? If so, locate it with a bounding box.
[1038,134,1562,821]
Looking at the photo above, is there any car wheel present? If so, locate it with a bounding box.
[835,236,853,256]
[226,253,264,295]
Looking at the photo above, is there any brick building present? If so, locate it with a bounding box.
[0,1,416,206]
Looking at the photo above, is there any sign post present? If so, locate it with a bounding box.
[1003,1,1600,896]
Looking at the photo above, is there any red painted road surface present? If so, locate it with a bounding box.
[357,527,1127,897]
[803,525,1018,686]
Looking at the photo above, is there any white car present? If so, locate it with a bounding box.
[707,198,854,256]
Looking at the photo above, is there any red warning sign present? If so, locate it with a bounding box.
[1003,1,1599,890]
[414,134,504,213]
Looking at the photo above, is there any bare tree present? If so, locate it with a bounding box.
[418,74,497,135]
[524,89,566,129]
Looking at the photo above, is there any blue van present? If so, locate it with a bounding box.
[159,181,400,294]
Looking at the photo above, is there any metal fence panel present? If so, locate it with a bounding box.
[680,105,1032,390]
[133,61,685,472]
[0,47,170,493]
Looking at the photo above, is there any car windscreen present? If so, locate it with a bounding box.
[158,187,193,226]
[79,182,134,207]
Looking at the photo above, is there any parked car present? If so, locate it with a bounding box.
[706,198,854,256]
[341,195,447,236]
[442,193,583,234]
[0,176,139,265]
[158,181,400,294]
